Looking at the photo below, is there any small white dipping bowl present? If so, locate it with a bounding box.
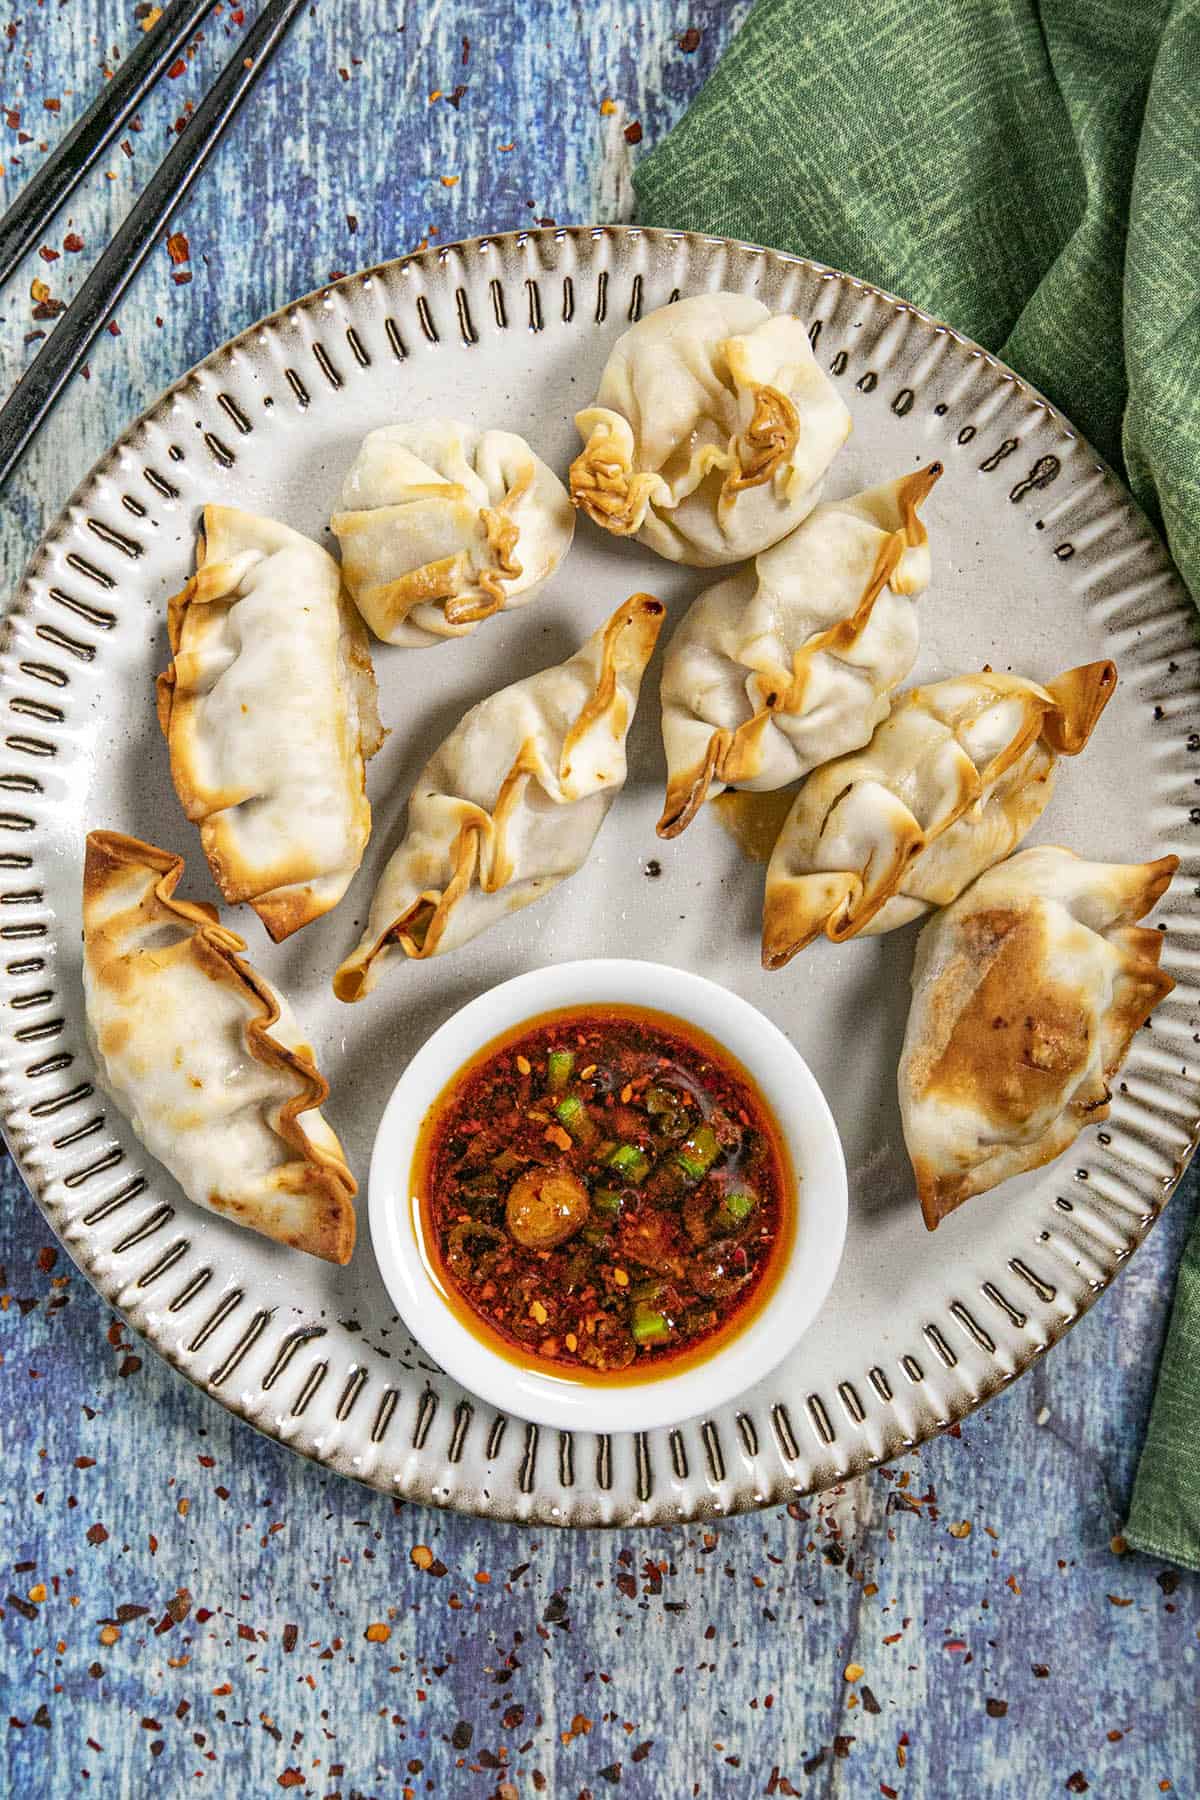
[368,959,847,1434]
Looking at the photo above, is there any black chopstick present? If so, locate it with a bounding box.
[0,0,308,492]
[0,0,217,291]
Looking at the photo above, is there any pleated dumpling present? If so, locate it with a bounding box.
[658,463,942,837]
[331,421,574,646]
[334,593,665,997]
[156,505,384,943]
[762,661,1116,966]
[83,832,357,1264]
[898,846,1177,1230]
[570,292,852,566]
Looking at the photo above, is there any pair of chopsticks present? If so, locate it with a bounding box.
[0,0,308,490]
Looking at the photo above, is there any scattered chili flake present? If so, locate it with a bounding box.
[411,1545,434,1571]
[679,27,702,51]
[365,1623,390,1643]
[278,1773,304,1791]
[986,1698,1008,1718]
[1107,1594,1133,1607]
[44,98,61,113]
[1065,1775,1089,1794]
[1109,1534,1128,1555]
[166,230,189,265]
[843,1663,864,1682]
[85,1523,108,1546]
[1032,1664,1050,1677]
[38,245,59,263]
[440,174,459,187]
[167,58,187,78]
[98,1625,119,1646]
[624,121,643,145]
[600,98,617,116]
[948,1520,971,1538]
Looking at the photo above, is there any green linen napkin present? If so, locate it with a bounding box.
[634,0,1200,1567]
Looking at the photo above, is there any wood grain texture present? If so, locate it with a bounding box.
[0,3,1196,1795]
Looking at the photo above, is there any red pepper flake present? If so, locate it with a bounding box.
[679,27,701,51]
[278,1771,304,1789]
[172,271,192,286]
[282,1622,298,1652]
[943,1638,967,1653]
[167,58,187,79]
[166,230,189,265]
[1065,1776,1089,1794]
[38,245,60,263]
[44,99,61,114]
[36,1247,57,1272]
[623,120,643,145]
[85,1523,108,1546]
[118,1352,140,1374]
[4,108,19,128]
[986,1697,1008,1718]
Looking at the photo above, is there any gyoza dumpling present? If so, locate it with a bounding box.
[899,846,1177,1229]
[570,293,852,566]
[335,593,665,996]
[157,505,384,942]
[331,421,574,646]
[658,463,942,837]
[762,661,1116,966]
[83,832,357,1264]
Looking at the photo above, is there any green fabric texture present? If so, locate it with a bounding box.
[634,0,1200,1568]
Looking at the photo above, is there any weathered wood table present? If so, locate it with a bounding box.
[1,4,1196,1794]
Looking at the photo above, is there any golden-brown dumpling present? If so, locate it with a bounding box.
[83,831,356,1264]
[762,661,1116,966]
[570,292,852,566]
[898,845,1176,1229]
[334,594,665,997]
[658,464,941,837]
[157,505,384,942]
[331,421,574,647]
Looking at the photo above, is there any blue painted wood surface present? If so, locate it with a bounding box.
[1,4,1197,1794]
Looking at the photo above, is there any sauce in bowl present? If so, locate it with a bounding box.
[411,1004,796,1382]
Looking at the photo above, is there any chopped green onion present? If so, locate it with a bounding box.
[554,1092,595,1142]
[631,1301,671,1345]
[605,1142,651,1183]
[591,1187,623,1217]
[631,1278,665,1303]
[676,1122,719,1181]
[546,1049,575,1094]
[580,1225,608,1248]
[719,1188,756,1225]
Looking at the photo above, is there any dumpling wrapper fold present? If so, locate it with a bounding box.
[331,420,574,646]
[762,660,1116,966]
[570,292,852,566]
[658,462,942,837]
[898,845,1177,1229]
[157,505,384,942]
[83,831,356,1264]
[335,593,665,996]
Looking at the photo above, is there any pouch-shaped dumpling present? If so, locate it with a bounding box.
[898,846,1176,1229]
[331,421,574,646]
[83,832,357,1264]
[658,463,942,837]
[156,505,384,943]
[570,292,852,566]
[335,593,665,996]
[762,661,1116,966]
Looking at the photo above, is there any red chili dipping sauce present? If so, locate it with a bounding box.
[411,1005,795,1381]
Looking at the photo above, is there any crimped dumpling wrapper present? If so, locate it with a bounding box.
[331,420,574,646]
[658,462,942,837]
[762,660,1117,966]
[898,846,1177,1230]
[157,505,384,943]
[335,593,665,996]
[570,292,852,567]
[83,831,356,1264]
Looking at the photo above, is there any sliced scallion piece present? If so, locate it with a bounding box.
[591,1187,623,1217]
[631,1301,671,1345]
[554,1092,595,1142]
[719,1188,756,1225]
[546,1049,575,1094]
[675,1122,719,1181]
[605,1141,651,1184]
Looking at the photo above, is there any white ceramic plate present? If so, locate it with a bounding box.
[2,226,1198,1527]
